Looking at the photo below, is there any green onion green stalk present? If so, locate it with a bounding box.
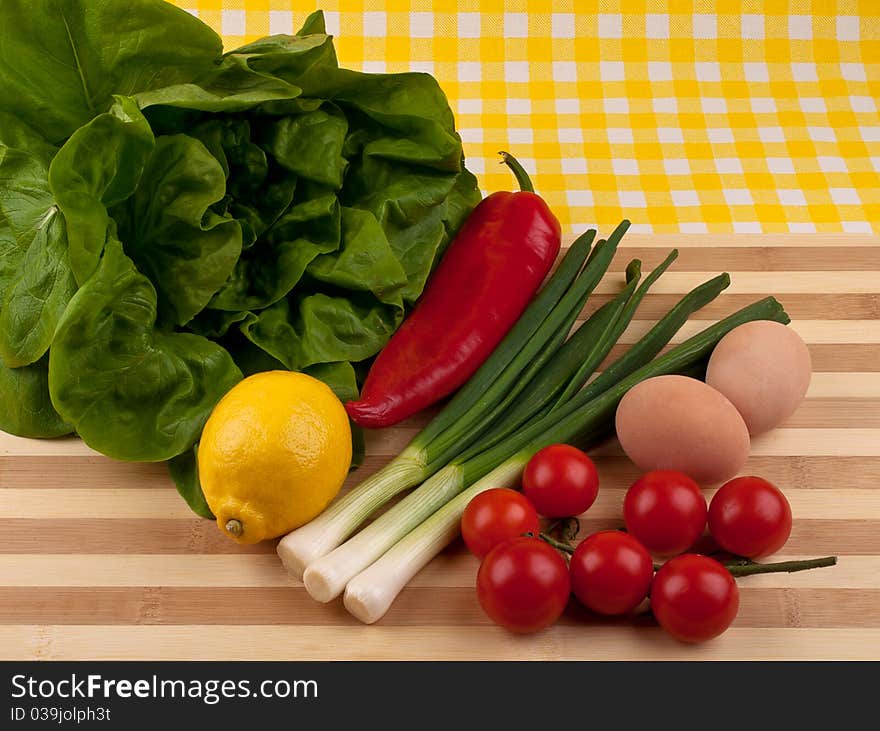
[343,296,789,623]
[278,223,624,578]
[302,258,736,602]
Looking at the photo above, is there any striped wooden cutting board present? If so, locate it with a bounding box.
[1,233,878,661]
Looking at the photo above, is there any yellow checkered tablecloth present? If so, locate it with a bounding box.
[170,1,880,235]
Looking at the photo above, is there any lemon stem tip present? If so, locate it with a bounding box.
[225,519,243,537]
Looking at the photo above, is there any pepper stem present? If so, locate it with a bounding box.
[499,151,535,193]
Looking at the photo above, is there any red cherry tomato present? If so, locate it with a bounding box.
[651,554,739,643]
[569,530,654,615]
[476,536,571,633]
[708,476,792,558]
[461,488,541,558]
[623,470,707,556]
[522,444,599,518]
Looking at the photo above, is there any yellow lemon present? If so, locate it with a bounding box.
[198,371,352,544]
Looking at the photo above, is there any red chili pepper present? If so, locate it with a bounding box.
[345,152,562,429]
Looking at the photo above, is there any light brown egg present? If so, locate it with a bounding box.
[706,320,812,436]
[615,375,750,485]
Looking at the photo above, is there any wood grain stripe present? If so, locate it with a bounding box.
[584,294,880,320]
[0,588,874,628]
[616,320,880,344]
[0,519,873,555]
[4,425,879,460]
[3,487,876,520]
[604,247,880,271]
[590,272,879,295]
[3,456,877,491]
[0,555,873,589]
[3,625,877,661]
[599,343,880,371]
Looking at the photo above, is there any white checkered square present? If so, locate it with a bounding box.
[758,126,785,143]
[562,159,588,174]
[702,98,728,114]
[566,190,594,207]
[778,189,808,206]
[619,190,647,208]
[607,128,634,144]
[708,127,734,143]
[841,63,866,81]
[410,12,433,39]
[604,98,629,114]
[664,158,691,175]
[800,97,827,113]
[680,222,709,233]
[652,97,678,113]
[598,14,622,38]
[458,13,480,38]
[696,62,722,82]
[744,62,770,82]
[741,15,764,39]
[837,16,860,41]
[767,158,795,174]
[851,96,877,113]
[505,13,528,38]
[808,126,837,142]
[612,159,640,176]
[817,156,847,173]
[323,11,340,36]
[507,128,533,145]
[715,158,744,174]
[457,99,482,114]
[457,62,481,82]
[693,15,717,39]
[222,9,245,35]
[555,98,580,114]
[551,13,575,38]
[648,61,673,81]
[552,62,577,82]
[751,97,777,113]
[788,15,813,40]
[363,11,386,37]
[657,128,684,144]
[724,189,754,206]
[829,188,861,205]
[792,63,818,82]
[672,190,701,207]
[600,61,625,81]
[505,62,530,81]
[645,14,669,39]
[268,10,292,35]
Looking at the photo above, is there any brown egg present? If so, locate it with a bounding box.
[615,375,750,485]
[706,320,812,435]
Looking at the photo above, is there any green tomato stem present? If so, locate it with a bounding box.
[651,555,838,575]
[538,532,575,555]
[723,555,837,577]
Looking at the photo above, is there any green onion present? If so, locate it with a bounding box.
[422,223,630,468]
[277,227,600,577]
[343,296,790,623]
[302,262,728,601]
